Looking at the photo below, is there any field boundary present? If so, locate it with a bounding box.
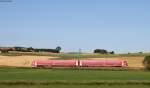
[0,52,148,58]
[1,81,150,85]
[0,66,145,71]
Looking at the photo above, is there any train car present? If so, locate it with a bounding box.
[79,60,128,67]
[32,60,78,68]
[32,60,52,68]
[51,60,78,67]
[32,60,128,68]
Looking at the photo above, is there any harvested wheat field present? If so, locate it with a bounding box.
[0,55,144,68]
[0,56,57,67]
[88,57,144,68]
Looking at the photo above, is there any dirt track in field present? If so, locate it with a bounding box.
[0,56,57,67]
[89,57,144,68]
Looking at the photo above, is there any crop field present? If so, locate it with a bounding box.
[0,68,150,88]
[0,52,147,68]
[0,56,58,67]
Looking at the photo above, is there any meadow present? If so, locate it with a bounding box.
[0,85,149,88]
[0,52,149,59]
[0,68,150,88]
[1,68,150,81]
[0,84,150,88]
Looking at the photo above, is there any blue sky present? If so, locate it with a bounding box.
[0,0,150,53]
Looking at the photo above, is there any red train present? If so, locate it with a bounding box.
[79,60,128,67]
[32,60,128,68]
[32,60,78,68]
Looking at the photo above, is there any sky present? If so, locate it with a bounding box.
[0,0,150,53]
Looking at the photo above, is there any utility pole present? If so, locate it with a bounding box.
[78,48,82,68]
[79,48,82,54]
[78,48,82,59]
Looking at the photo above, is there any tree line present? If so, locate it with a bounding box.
[0,46,115,54]
[93,49,115,54]
[0,46,61,53]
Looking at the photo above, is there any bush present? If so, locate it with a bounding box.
[56,46,61,52]
[109,51,115,54]
[94,49,108,54]
[143,56,150,70]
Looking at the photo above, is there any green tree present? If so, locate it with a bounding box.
[93,49,108,54]
[56,46,61,52]
[143,56,150,70]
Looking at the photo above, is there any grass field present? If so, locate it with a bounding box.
[1,52,150,58]
[0,84,150,88]
[1,68,150,81]
[0,68,150,88]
